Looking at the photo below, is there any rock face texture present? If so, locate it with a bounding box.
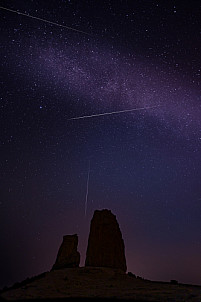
[85,209,127,272]
[52,234,80,270]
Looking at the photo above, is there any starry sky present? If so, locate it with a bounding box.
[1,0,201,288]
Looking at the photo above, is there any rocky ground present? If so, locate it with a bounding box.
[1,267,201,301]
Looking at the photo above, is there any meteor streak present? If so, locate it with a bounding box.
[84,161,90,217]
[0,6,91,35]
[68,105,160,121]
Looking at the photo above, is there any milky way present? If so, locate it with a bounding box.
[33,42,200,139]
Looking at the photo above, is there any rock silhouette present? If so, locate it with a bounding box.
[52,234,80,270]
[1,210,200,302]
[85,209,127,272]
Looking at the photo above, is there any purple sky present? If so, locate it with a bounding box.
[1,0,201,288]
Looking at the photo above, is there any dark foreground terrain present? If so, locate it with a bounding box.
[0,299,164,302]
[0,298,164,302]
[1,267,201,301]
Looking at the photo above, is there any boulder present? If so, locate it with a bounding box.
[52,234,80,270]
[85,209,127,272]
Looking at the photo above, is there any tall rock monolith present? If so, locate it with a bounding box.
[85,209,127,272]
[52,234,80,270]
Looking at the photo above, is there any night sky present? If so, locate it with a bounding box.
[1,0,201,288]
